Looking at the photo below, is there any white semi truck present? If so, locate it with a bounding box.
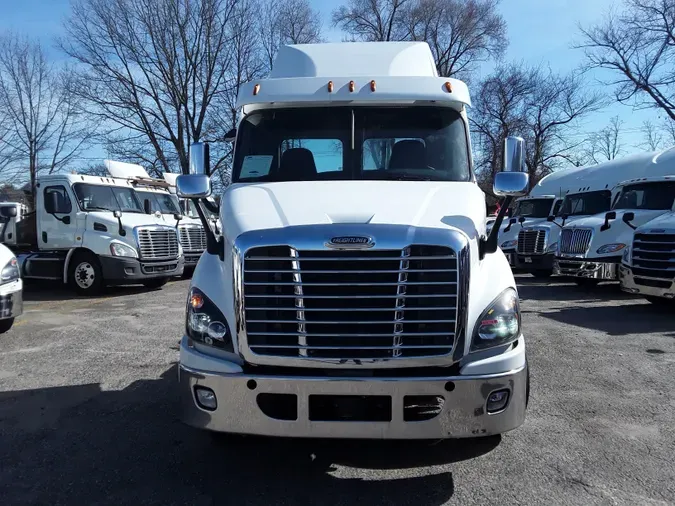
[515,152,671,278]
[620,210,675,304]
[553,149,675,284]
[0,202,29,247]
[0,241,23,333]
[5,173,183,295]
[174,41,531,439]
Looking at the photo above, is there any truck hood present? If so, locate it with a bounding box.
[221,181,486,240]
[86,211,167,229]
[636,211,675,232]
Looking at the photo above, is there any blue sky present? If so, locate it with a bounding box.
[0,0,661,164]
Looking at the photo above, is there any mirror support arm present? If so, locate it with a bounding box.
[192,198,223,259]
[480,195,514,260]
[202,198,219,214]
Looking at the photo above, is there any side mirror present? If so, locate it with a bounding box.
[503,136,525,173]
[601,211,617,232]
[224,128,237,143]
[113,210,122,219]
[623,211,635,223]
[189,142,210,175]
[494,172,529,197]
[547,216,555,222]
[174,213,183,222]
[518,216,525,224]
[0,207,17,219]
[45,192,58,214]
[143,199,152,214]
[510,218,517,225]
[176,174,212,199]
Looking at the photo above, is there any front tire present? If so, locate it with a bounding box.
[68,252,104,296]
[0,318,14,334]
[142,277,169,290]
[532,270,552,278]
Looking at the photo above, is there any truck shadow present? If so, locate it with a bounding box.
[0,365,498,506]
[516,277,637,303]
[21,278,186,302]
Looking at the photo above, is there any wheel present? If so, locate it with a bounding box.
[142,277,169,289]
[532,270,552,278]
[526,362,530,408]
[68,252,104,295]
[574,278,599,288]
[0,318,14,334]
[644,296,671,306]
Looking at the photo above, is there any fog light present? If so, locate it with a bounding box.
[195,387,217,411]
[486,389,510,413]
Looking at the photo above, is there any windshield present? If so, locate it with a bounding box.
[137,191,181,215]
[73,184,143,213]
[232,107,471,183]
[513,198,554,218]
[613,182,675,211]
[559,190,612,217]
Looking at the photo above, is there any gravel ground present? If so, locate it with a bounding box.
[0,275,673,505]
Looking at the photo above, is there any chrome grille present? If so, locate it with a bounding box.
[631,233,675,282]
[179,225,207,252]
[517,229,546,254]
[560,228,593,255]
[137,228,180,260]
[242,245,458,360]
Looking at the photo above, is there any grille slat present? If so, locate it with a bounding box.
[632,233,675,282]
[137,228,180,260]
[560,228,593,255]
[517,229,547,254]
[243,245,458,360]
[179,225,207,253]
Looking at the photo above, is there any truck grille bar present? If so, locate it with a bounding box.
[517,229,546,254]
[559,228,593,255]
[137,228,180,260]
[179,225,207,253]
[631,233,675,287]
[242,245,458,360]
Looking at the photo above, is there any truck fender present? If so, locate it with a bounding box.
[63,247,97,284]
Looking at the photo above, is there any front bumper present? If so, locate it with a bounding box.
[554,256,620,280]
[99,256,184,284]
[183,251,204,267]
[178,342,528,439]
[619,265,675,299]
[0,279,23,320]
[503,249,517,268]
[515,252,554,271]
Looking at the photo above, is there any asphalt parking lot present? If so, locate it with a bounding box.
[0,276,673,505]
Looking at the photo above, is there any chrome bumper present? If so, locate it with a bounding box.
[178,362,527,439]
[619,265,675,299]
[554,257,619,280]
[0,287,22,319]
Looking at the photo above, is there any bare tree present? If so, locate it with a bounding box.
[639,119,664,151]
[60,0,239,175]
[332,0,412,41]
[578,0,675,120]
[471,64,604,191]
[584,116,624,164]
[0,34,95,198]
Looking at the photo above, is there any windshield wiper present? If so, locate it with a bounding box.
[84,206,113,212]
[376,173,433,181]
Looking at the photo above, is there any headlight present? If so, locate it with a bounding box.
[500,240,517,249]
[547,242,558,254]
[186,287,233,351]
[1,258,20,284]
[471,288,521,352]
[109,242,138,258]
[596,243,626,255]
[622,246,631,265]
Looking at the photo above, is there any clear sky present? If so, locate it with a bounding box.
[0,0,662,164]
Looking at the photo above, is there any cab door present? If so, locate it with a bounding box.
[38,183,77,250]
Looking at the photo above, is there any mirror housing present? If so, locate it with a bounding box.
[503,136,525,173]
[143,199,152,215]
[547,215,555,222]
[224,128,237,143]
[0,206,17,219]
[518,216,526,224]
[113,210,122,219]
[177,174,212,199]
[623,211,635,223]
[189,142,210,175]
[173,213,183,222]
[601,211,617,232]
[45,192,58,215]
[494,172,529,197]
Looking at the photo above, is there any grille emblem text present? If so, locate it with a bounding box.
[326,236,374,249]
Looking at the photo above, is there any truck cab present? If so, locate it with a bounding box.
[555,176,675,284]
[620,210,675,304]
[13,173,184,294]
[174,42,531,440]
[0,202,29,247]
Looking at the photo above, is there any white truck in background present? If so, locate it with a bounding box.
[620,210,675,304]
[0,202,29,247]
[515,152,669,278]
[174,41,531,440]
[0,240,23,333]
[554,149,675,285]
[5,173,183,295]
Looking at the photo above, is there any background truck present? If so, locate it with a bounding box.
[174,41,531,440]
[0,240,22,333]
[0,202,29,247]
[6,172,183,295]
[515,151,671,278]
[620,210,675,304]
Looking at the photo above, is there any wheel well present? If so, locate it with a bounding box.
[63,247,99,284]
